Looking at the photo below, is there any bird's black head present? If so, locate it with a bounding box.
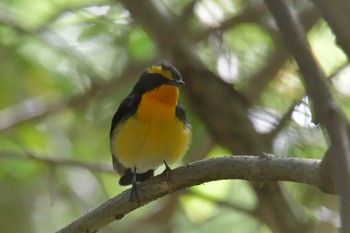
[131,62,185,95]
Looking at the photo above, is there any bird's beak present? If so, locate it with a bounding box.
[167,79,185,86]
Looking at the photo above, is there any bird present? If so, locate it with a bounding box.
[109,62,191,203]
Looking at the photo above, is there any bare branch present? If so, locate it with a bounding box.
[0,11,155,131]
[263,0,350,231]
[123,194,180,233]
[328,62,350,80]
[57,155,324,233]
[180,0,199,24]
[266,101,298,140]
[0,11,103,80]
[0,151,114,174]
[311,0,350,59]
[245,6,320,104]
[187,189,256,216]
[0,62,149,131]
[195,5,266,41]
[266,61,349,141]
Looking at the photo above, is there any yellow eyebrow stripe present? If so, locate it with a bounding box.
[147,65,173,80]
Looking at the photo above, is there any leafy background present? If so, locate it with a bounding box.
[0,0,349,232]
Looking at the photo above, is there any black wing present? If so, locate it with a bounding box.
[110,94,140,175]
[110,94,138,136]
[175,104,190,127]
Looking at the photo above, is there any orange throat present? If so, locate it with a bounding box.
[137,85,179,119]
[144,85,179,106]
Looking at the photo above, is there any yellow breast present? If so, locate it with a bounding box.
[111,85,191,172]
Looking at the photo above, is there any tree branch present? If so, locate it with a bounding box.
[188,189,256,216]
[57,155,325,233]
[179,0,199,26]
[311,0,350,59]
[123,194,181,233]
[263,0,350,231]
[194,5,266,42]
[245,6,320,104]
[266,61,349,141]
[0,151,114,174]
[0,12,155,131]
[0,62,149,131]
[266,101,297,140]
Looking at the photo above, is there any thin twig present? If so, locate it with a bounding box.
[266,101,299,140]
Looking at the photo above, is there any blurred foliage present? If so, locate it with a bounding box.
[0,0,348,232]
